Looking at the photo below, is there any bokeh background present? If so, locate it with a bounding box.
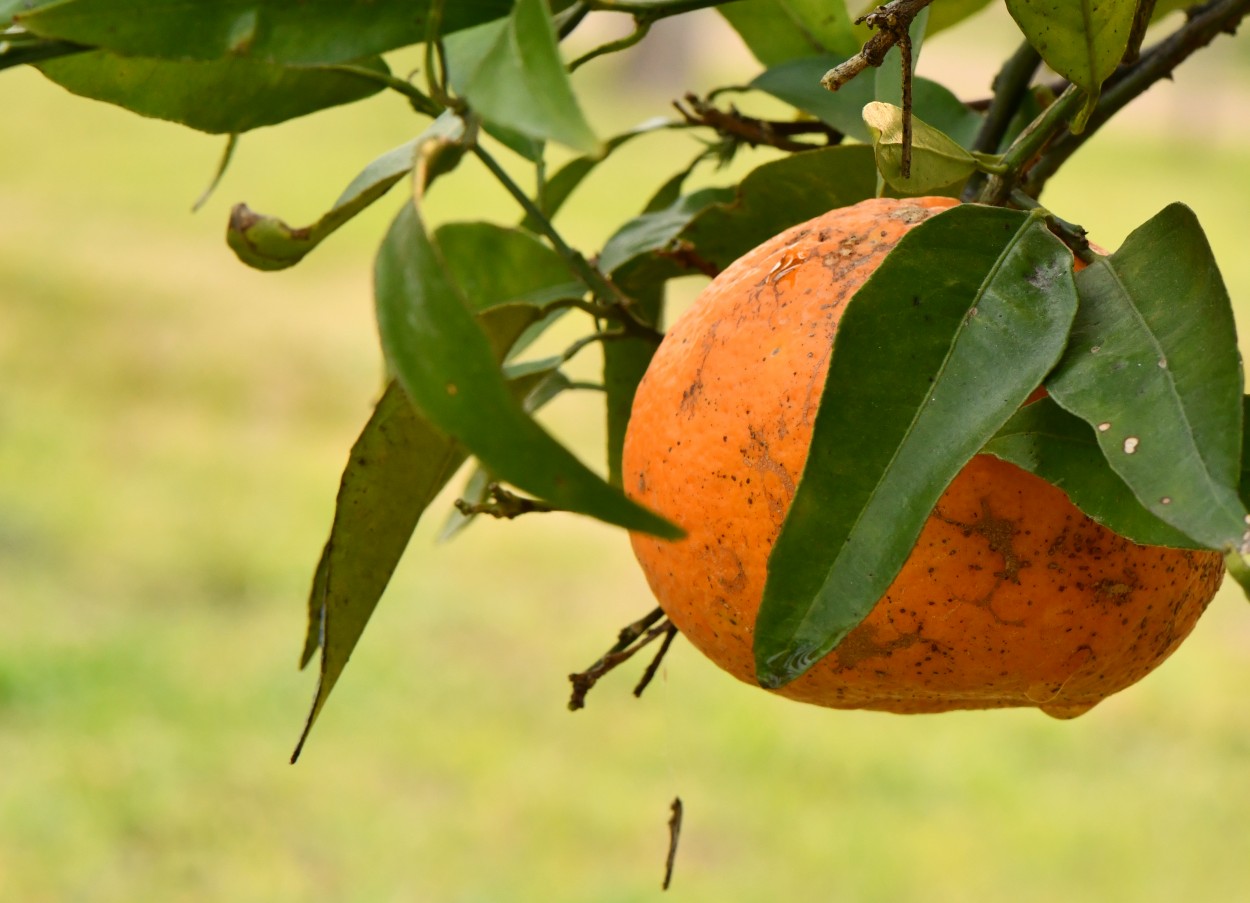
[3,6,1250,901]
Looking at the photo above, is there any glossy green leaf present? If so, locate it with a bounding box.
[36,51,385,134]
[1046,204,1248,553]
[2,0,56,27]
[926,0,996,34]
[375,179,678,538]
[293,380,467,762]
[755,206,1079,688]
[863,101,978,194]
[1004,0,1137,130]
[229,133,422,270]
[719,0,858,64]
[983,397,1199,548]
[18,0,514,65]
[751,56,982,146]
[445,0,599,154]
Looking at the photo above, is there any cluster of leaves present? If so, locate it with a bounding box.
[4,0,1249,749]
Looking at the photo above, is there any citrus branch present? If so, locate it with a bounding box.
[819,0,935,91]
[962,41,1042,199]
[568,18,652,71]
[974,83,1085,205]
[673,93,843,152]
[1025,0,1250,196]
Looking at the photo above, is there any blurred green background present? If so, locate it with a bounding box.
[3,7,1250,901]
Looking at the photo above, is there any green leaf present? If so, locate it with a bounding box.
[294,381,468,762]
[926,0,995,34]
[1046,204,1248,553]
[375,152,678,538]
[755,206,1079,688]
[437,363,572,541]
[36,51,386,134]
[751,56,982,146]
[863,101,978,194]
[2,0,56,27]
[719,0,858,64]
[18,0,514,65]
[982,397,1200,548]
[228,132,423,270]
[445,0,600,154]
[1004,0,1138,130]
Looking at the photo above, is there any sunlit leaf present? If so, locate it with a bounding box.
[982,396,1199,548]
[37,51,386,134]
[445,0,600,154]
[719,0,858,64]
[755,207,1079,687]
[18,0,515,65]
[863,101,978,194]
[1046,204,1248,552]
[1004,0,1138,130]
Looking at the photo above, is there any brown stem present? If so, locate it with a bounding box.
[663,797,683,891]
[820,0,935,91]
[673,93,843,152]
[454,483,558,520]
[568,608,673,710]
[633,623,679,697]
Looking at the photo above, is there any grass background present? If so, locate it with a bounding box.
[3,7,1250,901]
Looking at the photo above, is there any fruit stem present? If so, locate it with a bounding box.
[1008,190,1097,264]
[976,84,1085,206]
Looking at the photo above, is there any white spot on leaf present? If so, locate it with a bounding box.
[1097,422,1111,432]
[1123,436,1139,454]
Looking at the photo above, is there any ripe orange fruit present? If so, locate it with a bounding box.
[623,197,1224,718]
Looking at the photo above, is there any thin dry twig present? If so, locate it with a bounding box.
[663,797,683,890]
[819,0,935,91]
[568,608,675,710]
[673,93,843,153]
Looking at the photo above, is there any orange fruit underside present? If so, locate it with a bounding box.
[623,197,1224,718]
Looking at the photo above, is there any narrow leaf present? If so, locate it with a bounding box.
[375,173,678,538]
[1004,0,1138,130]
[19,0,516,65]
[755,207,1079,687]
[982,396,1200,548]
[445,0,600,154]
[295,381,467,761]
[229,132,424,270]
[719,0,859,63]
[863,101,978,194]
[1046,203,1248,552]
[37,51,386,134]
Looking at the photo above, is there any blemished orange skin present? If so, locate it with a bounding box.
[623,197,1224,718]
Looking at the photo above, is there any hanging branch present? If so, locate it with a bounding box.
[673,93,844,153]
[568,608,677,710]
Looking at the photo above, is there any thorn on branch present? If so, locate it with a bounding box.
[673,93,843,153]
[568,607,678,710]
[454,483,558,520]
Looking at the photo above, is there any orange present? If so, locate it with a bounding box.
[622,197,1223,718]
